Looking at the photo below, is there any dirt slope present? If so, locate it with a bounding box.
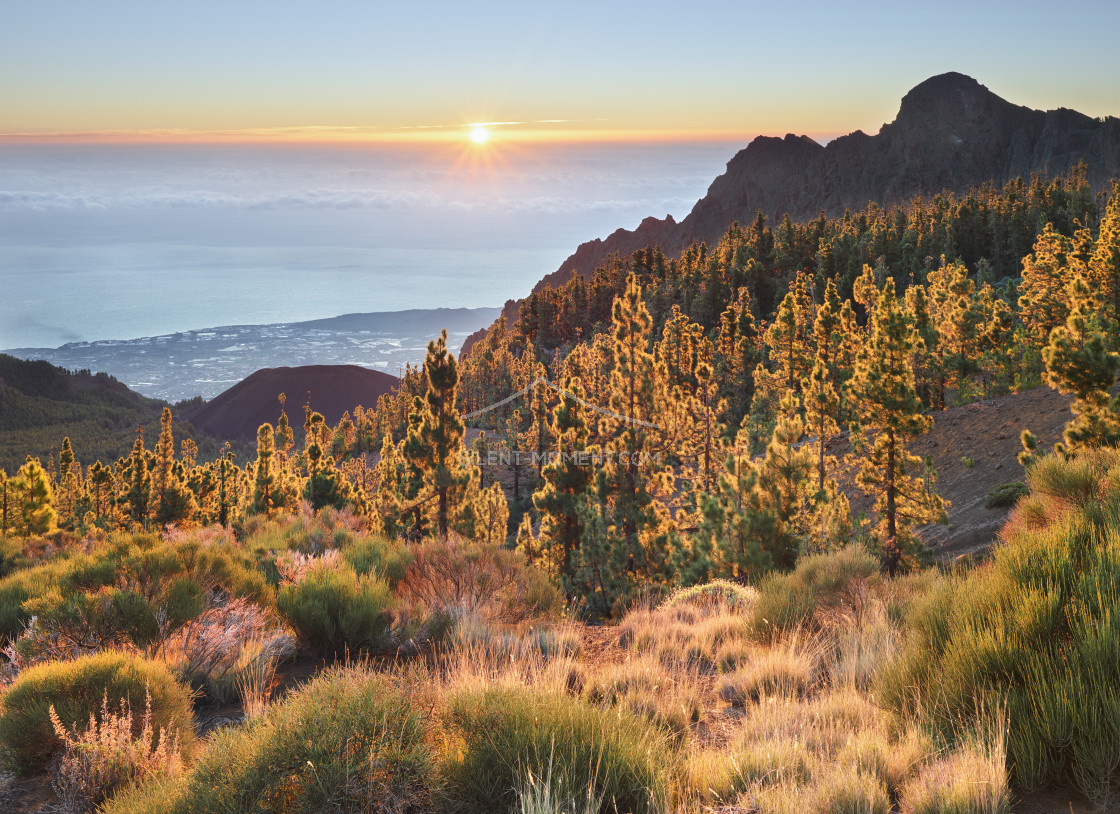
[837,385,1074,560]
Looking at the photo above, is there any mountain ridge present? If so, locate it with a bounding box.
[463,73,1120,357]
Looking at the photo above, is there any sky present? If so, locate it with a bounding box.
[3,1,1118,144]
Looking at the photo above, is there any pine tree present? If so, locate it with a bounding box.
[1019,224,1078,347]
[56,437,78,525]
[402,329,475,539]
[215,445,239,527]
[699,428,775,582]
[474,480,510,546]
[515,513,539,566]
[754,394,812,568]
[87,461,112,525]
[122,427,150,528]
[533,377,596,589]
[1042,274,1120,451]
[0,469,9,537]
[596,272,676,596]
[1089,183,1120,342]
[275,394,295,461]
[503,409,528,502]
[802,358,840,496]
[764,288,811,394]
[715,288,761,426]
[250,423,280,516]
[11,457,56,537]
[302,442,352,511]
[151,408,197,527]
[371,434,407,538]
[848,279,947,557]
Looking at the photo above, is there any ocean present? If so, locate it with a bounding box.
[0,140,742,350]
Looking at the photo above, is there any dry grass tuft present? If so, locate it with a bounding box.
[49,688,183,814]
[898,718,1010,814]
[717,632,820,706]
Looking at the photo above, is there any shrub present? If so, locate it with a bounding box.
[583,659,703,742]
[983,481,1029,510]
[0,559,66,644]
[3,531,271,655]
[807,764,891,814]
[442,685,674,814]
[516,746,606,814]
[399,537,561,625]
[343,535,413,587]
[880,449,1120,806]
[0,535,27,579]
[276,560,394,657]
[160,596,294,704]
[826,605,901,692]
[664,579,758,612]
[898,724,1009,814]
[0,652,194,774]
[103,668,438,814]
[49,689,183,814]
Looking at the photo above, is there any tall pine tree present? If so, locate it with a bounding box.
[848,279,947,560]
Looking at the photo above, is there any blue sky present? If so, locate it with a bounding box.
[3,1,1118,141]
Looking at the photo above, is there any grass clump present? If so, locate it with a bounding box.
[442,684,674,814]
[584,658,702,742]
[718,634,818,706]
[0,651,194,774]
[898,720,1009,814]
[750,545,879,638]
[104,667,438,814]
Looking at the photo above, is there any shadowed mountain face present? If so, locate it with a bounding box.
[184,365,399,442]
[543,73,1120,288]
[463,73,1119,356]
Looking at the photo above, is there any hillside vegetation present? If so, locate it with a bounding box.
[0,355,225,475]
[2,169,1119,812]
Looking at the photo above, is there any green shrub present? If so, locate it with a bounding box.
[0,560,63,642]
[0,652,195,774]
[664,579,757,612]
[276,561,394,657]
[443,685,674,814]
[983,481,1029,510]
[1,531,271,652]
[0,535,28,579]
[103,667,437,814]
[751,572,817,636]
[342,535,413,587]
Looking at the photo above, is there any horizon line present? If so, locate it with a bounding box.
[0,126,841,147]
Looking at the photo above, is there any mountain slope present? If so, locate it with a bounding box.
[0,354,173,471]
[464,73,1119,356]
[184,365,399,442]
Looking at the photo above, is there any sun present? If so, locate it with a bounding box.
[469,125,490,144]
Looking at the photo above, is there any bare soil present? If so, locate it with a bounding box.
[838,385,1074,561]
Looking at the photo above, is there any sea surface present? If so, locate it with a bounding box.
[0,140,742,350]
